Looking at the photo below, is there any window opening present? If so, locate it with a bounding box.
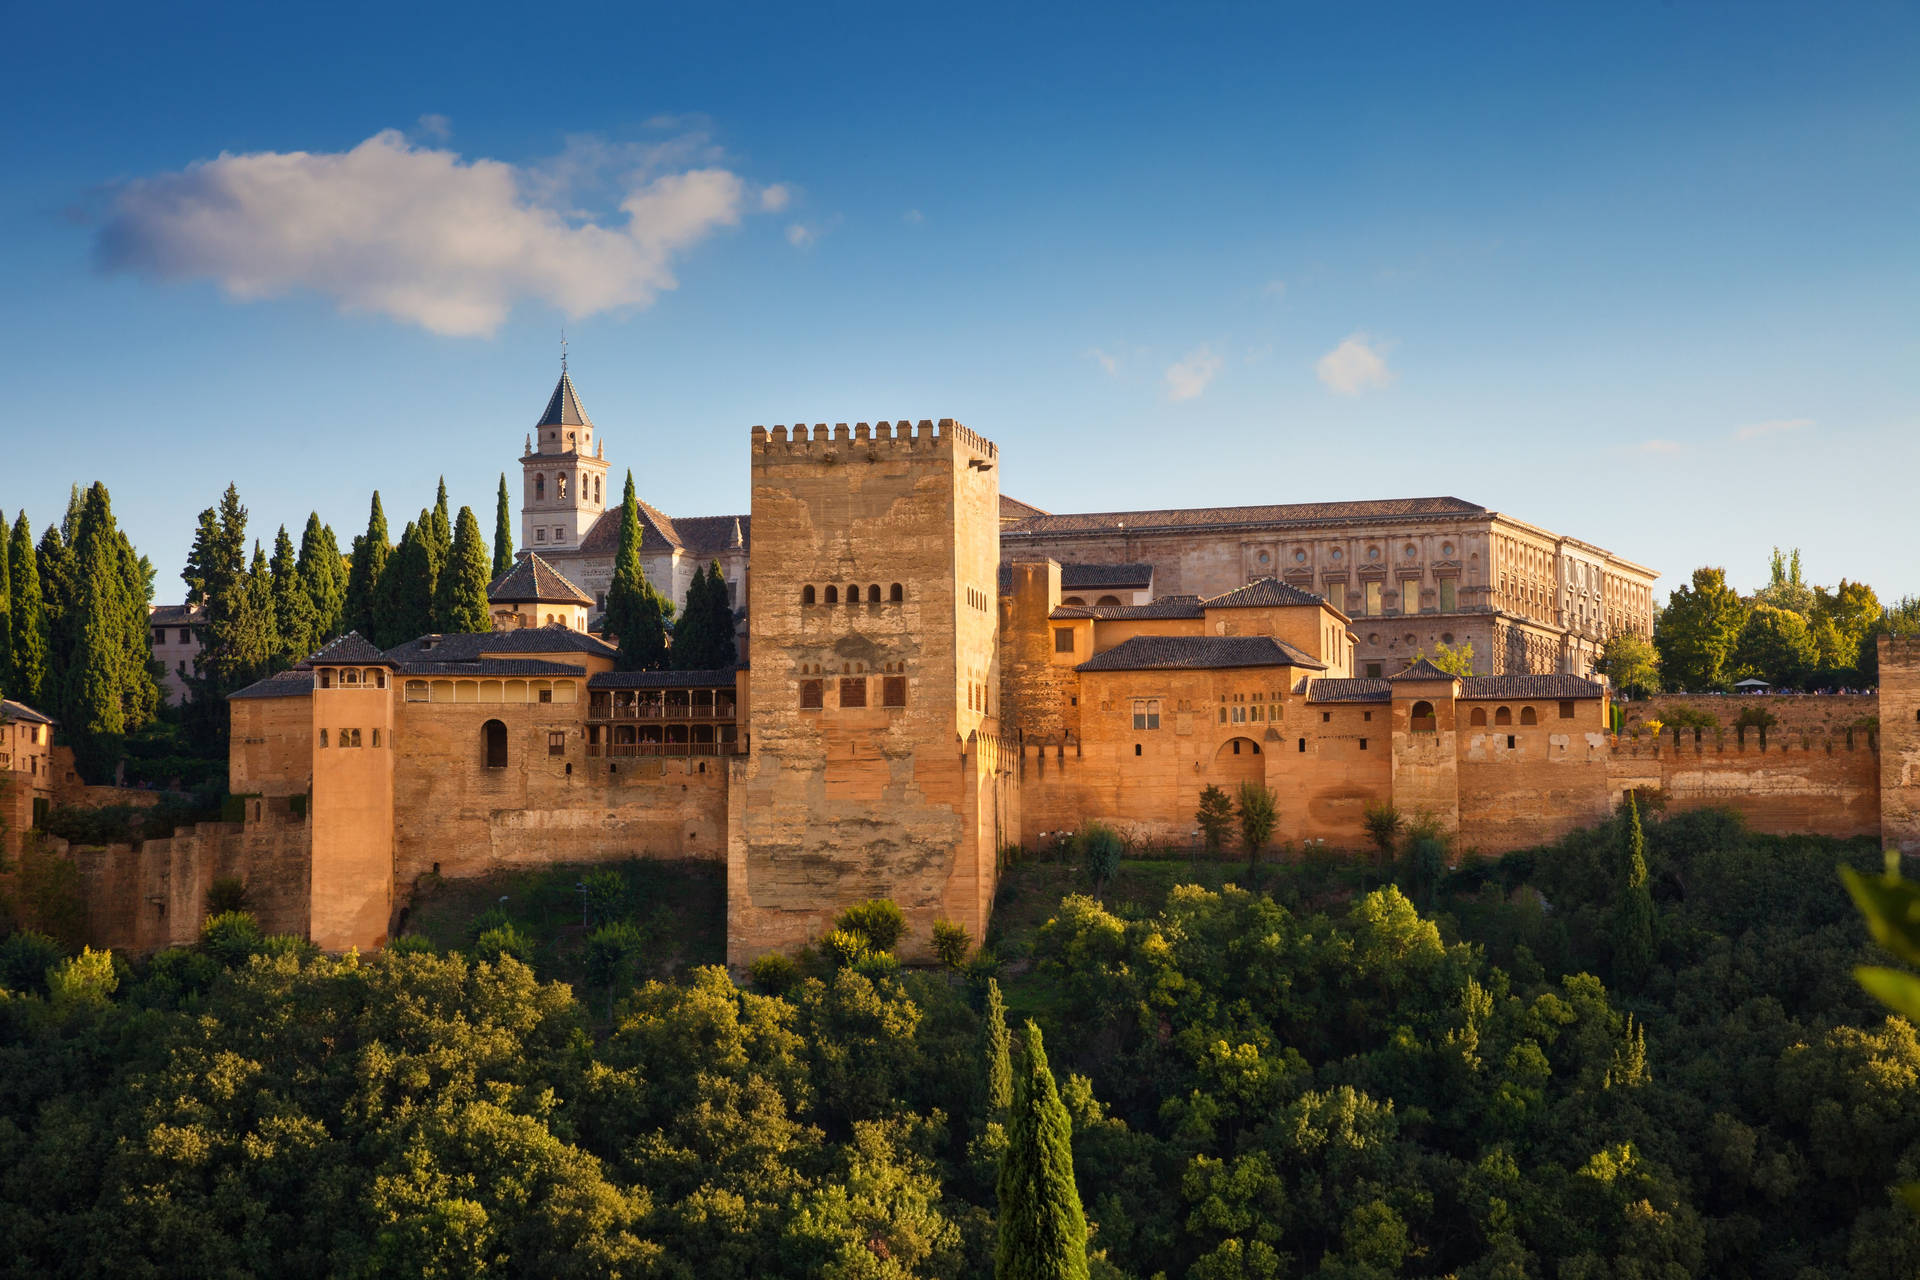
[483,719,508,768]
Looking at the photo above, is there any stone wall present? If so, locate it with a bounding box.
[1610,735,1881,840]
[1877,636,1920,852]
[1621,693,1879,742]
[231,694,315,797]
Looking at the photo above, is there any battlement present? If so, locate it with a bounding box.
[751,419,998,460]
[1882,634,1920,663]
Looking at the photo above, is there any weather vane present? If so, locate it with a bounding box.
[560,328,568,375]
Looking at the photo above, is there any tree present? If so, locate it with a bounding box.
[57,484,158,778]
[427,478,452,582]
[1595,630,1661,698]
[836,898,907,952]
[1362,803,1404,863]
[0,518,11,693]
[1414,639,1475,677]
[434,506,493,635]
[671,564,713,670]
[1077,821,1123,900]
[1753,546,1815,617]
[932,919,972,972]
[1236,781,1279,872]
[996,1020,1089,1280]
[36,523,76,718]
[603,471,670,671]
[1611,793,1655,989]
[493,474,515,579]
[375,518,436,647]
[268,524,317,665]
[1812,578,1880,671]
[1196,784,1234,856]
[985,978,1013,1116]
[189,487,273,726]
[1733,603,1819,687]
[1654,567,1747,691]
[296,513,347,644]
[674,561,738,670]
[343,492,391,638]
[8,511,48,705]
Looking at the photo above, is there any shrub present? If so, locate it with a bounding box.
[205,876,249,916]
[932,918,973,971]
[467,905,513,943]
[835,899,906,952]
[474,923,535,965]
[200,910,265,968]
[818,928,870,970]
[1077,821,1124,899]
[747,951,800,996]
[1362,803,1405,862]
[0,931,66,996]
[581,870,629,927]
[584,921,648,1012]
[385,934,437,956]
[260,934,318,961]
[47,946,118,1008]
[853,950,900,982]
[1236,782,1279,867]
[132,947,220,1008]
[1195,785,1234,855]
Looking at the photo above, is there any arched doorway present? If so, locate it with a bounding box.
[1410,700,1437,733]
[1213,736,1265,787]
[482,719,508,769]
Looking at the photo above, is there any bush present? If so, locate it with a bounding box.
[818,928,870,970]
[835,899,906,952]
[474,923,535,965]
[1362,803,1404,862]
[1076,822,1124,898]
[581,870,629,927]
[932,918,973,971]
[747,951,800,996]
[205,876,249,916]
[853,950,900,982]
[0,931,66,996]
[1196,785,1235,855]
[131,947,220,1009]
[385,934,437,956]
[1236,782,1279,866]
[467,905,513,943]
[200,911,264,968]
[47,947,118,1008]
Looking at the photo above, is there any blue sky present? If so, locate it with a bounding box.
[2,2,1914,605]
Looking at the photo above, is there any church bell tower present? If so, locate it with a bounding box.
[519,350,611,555]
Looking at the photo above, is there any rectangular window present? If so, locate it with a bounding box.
[405,680,429,702]
[1402,579,1420,614]
[1559,700,1575,719]
[179,628,192,644]
[1439,579,1457,611]
[1327,582,1346,614]
[548,731,566,756]
[799,679,824,709]
[1298,738,1307,753]
[1365,581,1382,616]
[1219,706,1228,724]
[1365,662,1383,678]
[152,628,166,646]
[553,527,566,541]
[1359,738,1368,750]
[372,729,383,748]
[536,528,547,541]
[883,676,907,707]
[1132,699,1160,730]
[840,677,867,708]
[1053,627,1075,654]
[538,688,552,703]
[1322,711,1331,722]
[1232,705,1246,724]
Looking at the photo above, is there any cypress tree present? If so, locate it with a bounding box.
[0,519,11,692]
[670,568,711,670]
[101,488,159,734]
[36,523,76,723]
[424,479,452,626]
[62,484,138,779]
[375,519,435,647]
[435,506,493,634]
[8,513,48,706]
[296,513,346,644]
[996,1021,1089,1280]
[604,471,669,671]
[985,978,1012,1116]
[60,485,82,545]
[702,561,738,667]
[493,474,515,579]
[1612,793,1656,988]
[248,542,280,672]
[342,493,390,638]
[269,525,316,665]
[188,486,272,742]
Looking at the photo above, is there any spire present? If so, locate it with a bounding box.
[730,517,744,548]
[535,369,594,428]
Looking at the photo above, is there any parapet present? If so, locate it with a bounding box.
[750,419,998,461]
[1881,634,1920,665]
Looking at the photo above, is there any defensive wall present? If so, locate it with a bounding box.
[1620,693,1879,741]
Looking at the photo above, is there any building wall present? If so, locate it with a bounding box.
[230,695,316,798]
[1878,636,1920,852]
[1611,735,1881,840]
[309,683,395,951]
[1457,697,1614,851]
[727,420,1002,964]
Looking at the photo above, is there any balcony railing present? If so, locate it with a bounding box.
[587,741,742,758]
[587,704,736,721]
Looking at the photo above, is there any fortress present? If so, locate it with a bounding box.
[26,368,1920,962]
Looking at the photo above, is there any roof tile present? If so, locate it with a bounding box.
[488,553,594,605]
[1202,578,1329,609]
[1004,496,1486,538]
[1076,635,1325,673]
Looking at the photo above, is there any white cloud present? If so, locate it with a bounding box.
[759,183,791,212]
[1315,333,1394,395]
[415,113,452,141]
[93,127,768,337]
[903,208,924,224]
[1733,416,1814,441]
[1637,439,1683,455]
[1165,346,1223,401]
[1088,347,1119,376]
[786,223,816,248]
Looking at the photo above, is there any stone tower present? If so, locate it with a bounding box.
[726,420,1008,964]
[1880,635,1920,855]
[305,634,396,952]
[519,361,611,557]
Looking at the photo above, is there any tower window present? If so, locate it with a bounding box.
[890,583,904,602]
[883,676,907,707]
[1132,699,1160,730]
[318,729,328,748]
[1054,628,1075,654]
[799,679,824,709]
[839,677,867,708]
[536,528,547,542]
[1134,743,1142,756]
[594,476,602,504]
[846,585,859,606]
[868,584,882,603]
[802,585,816,605]
[535,474,545,501]
[483,719,508,768]
[548,731,566,756]
[557,474,568,499]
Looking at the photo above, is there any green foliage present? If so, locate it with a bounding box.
[183,486,272,751]
[1075,821,1125,899]
[0,930,65,995]
[580,869,629,927]
[342,490,390,639]
[997,1020,1089,1280]
[1610,794,1656,988]
[374,516,436,647]
[8,841,88,946]
[295,512,346,647]
[836,898,907,952]
[204,876,249,916]
[493,474,515,579]
[1361,802,1404,861]
[1733,601,1819,687]
[671,560,738,670]
[984,978,1013,1115]
[584,920,647,1003]
[818,928,870,970]
[1754,544,1815,616]
[46,945,118,1008]
[604,471,671,671]
[199,909,264,967]
[1594,629,1660,698]
[1654,566,1747,690]
[433,505,493,634]
[1195,784,1234,855]
[1235,781,1278,868]
[932,918,973,971]
[1415,638,1476,676]
[0,510,11,693]
[267,523,317,665]
[748,950,801,996]
[473,921,536,965]
[57,483,159,778]
[8,510,49,705]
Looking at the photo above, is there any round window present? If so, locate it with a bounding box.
[1258,551,1270,565]
[1294,549,1307,564]
[1441,542,1455,558]
[1404,544,1418,559]
[1442,632,1454,644]
[1367,633,1380,644]
[1367,547,1381,561]
[1405,633,1417,645]
[1330,548,1343,562]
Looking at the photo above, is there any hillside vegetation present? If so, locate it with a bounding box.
[0,811,1916,1278]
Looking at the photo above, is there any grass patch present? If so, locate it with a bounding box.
[403,858,724,989]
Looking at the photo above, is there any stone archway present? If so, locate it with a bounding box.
[1213,736,1265,787]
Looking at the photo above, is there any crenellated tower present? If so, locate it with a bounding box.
[519,357,611,557]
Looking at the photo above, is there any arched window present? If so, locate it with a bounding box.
[567,431,576,451]
[318,729,328,748]
[1062,596,1086,606]
[482,719,508,769]
[535,474,545,501]
[557,474,568,500]
[802,585,816,605]
[1520,706,1538,725]
[868,584,881,602]
[825,585,838,604]
[1495,706,1512,726]
[594,476,601,504]
[1096,595,1122,606]
[846,585,858,606]
[1410,700,1437,733]
[890,583,903,602]
[1469,707,1486,726]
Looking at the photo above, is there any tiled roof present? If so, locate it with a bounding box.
[589,667,741,689]
[1460,675,1607,700]
[1202,578,1328,609]
[1388,658,1458,682]
[0,697,55,724]
[1000,495,1050,520]
[1061,562,1153,590]
[229,670,315,701]
[1050,595,1205,620]
[536,371,593,428]
[1307,678,1392,703]
[1003,496,1486,538]
[672,514,751,556]
[489,553,594,605]
[1077,635,1325,673]
[148,603,205,625]
[396,660,586,678]
[383,627,617,662]
[302,631,392,666]
[576,504,751,558]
